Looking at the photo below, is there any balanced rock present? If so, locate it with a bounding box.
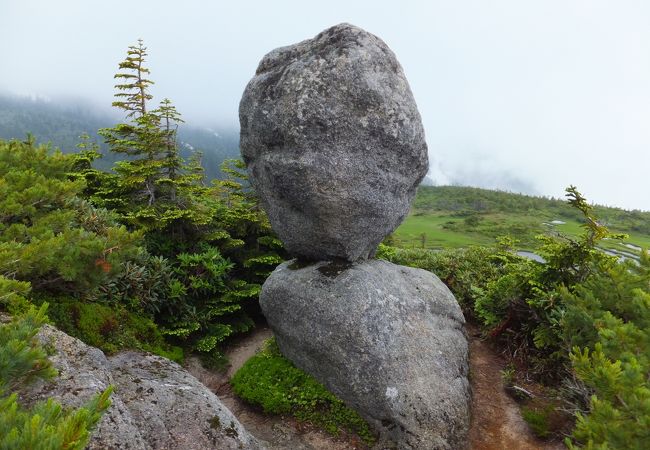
[240,23,428,261]
[18,324,264,450]
[260,259,471,449]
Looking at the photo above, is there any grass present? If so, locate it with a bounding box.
[394,213,494,249]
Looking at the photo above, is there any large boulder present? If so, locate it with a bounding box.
[18,325,264,450]
[260,259,471,449]
[240,23,428,261]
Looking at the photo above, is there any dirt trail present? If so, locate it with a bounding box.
[186,325,565,450]
[467,324,564,450]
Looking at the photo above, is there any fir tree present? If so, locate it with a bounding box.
[153,98,184,204]
[111,39,153,118]
[99,39,165,210]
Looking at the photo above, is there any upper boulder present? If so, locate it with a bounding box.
[240,23,428,261]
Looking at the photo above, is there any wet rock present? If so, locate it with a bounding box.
[240,23,428,261]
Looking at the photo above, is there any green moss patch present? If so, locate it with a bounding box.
[231,339,375,446]
[45,298,183,362]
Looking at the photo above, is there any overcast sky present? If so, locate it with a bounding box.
[2,0,649,210]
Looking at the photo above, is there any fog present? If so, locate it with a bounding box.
[2,0,649,210]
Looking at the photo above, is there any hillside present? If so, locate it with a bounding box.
[394,186,650,258]
[0,94,239,179]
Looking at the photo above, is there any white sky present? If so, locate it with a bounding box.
[2,0,649,210]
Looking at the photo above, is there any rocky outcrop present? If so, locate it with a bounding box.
[18,325,263,450]
[240,23,428,262]
[260,260,470,449]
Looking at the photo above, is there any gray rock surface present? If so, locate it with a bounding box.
[260,259,470,450]
[240,23,428,261]
[18,325,263,450]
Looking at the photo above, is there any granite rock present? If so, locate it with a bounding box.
[240,23,428,261]
[18,325,264,450]
[260,259,470,449]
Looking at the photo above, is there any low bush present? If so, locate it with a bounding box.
[380,242,513,312]
[563,255,650,449]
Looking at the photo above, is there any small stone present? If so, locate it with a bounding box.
[240,23,428,261]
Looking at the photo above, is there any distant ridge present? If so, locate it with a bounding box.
[0,94,239,179]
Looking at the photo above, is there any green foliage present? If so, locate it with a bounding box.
[391,186,649,447]
[0,137,174,360]
[110,39,154,118]
[462,188,625,377]
[0,306,111,449]
[0,138,142,298]
[562,255,650,449]
[0,94,240,180]
[158,245,254,355]
[0,305,56,392]
[138,160,279,357]
[381,244,510,312]
[88,42,284,360]
[91,253,172,315]
[522,405,553,439]
[208,159,283,295]
[97,40,213,233]
[0,277,31,315]
[396,185,650,254]
[411,185,650,235]
[231,339,375,446]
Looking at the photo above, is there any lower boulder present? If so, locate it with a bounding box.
[260,259,470,450]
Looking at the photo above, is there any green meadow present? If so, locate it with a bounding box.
[393,186,650,258]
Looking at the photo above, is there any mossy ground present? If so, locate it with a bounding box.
[43,297,183,362]
[230,338,376,446]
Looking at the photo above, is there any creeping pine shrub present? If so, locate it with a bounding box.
[231,339,376,446]
[465,188,626,379]
[562,254,650,449]
[0,305,111,449]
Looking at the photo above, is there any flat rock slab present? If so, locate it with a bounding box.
[260,259,470,449]
[240,23,428,261]
[18,325,263,450]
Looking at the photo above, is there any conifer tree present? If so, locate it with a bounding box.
[0,305,112,449]
[112,39,153,118]
[93,40,285,362]
[99,40,209,230]
[99,39,164,211]
[153,98,184,203]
